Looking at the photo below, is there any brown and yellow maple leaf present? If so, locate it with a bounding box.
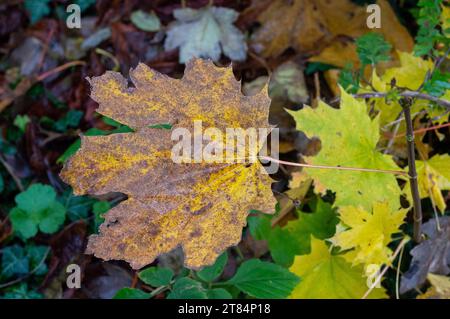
[250,0,413,68]
[61,59,275,270]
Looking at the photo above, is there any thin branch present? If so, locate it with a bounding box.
[401,99,423,243]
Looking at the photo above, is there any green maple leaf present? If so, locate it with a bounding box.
[288,89,402,211]
[289,237,387,299]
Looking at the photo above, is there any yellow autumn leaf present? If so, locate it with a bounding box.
[289,237,387,299]
[332,202,407,266]
[61,59,276,270]
[415,154,450,213]
[364,51,440,127]
[288,88,403,211]
[418,274,450,299]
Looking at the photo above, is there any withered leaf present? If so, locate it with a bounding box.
[61,59,275,270]
[250,0,413,67]
[400,217,450,293]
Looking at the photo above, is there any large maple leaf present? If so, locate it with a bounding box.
[288,89,403,211]
[60,59,275,270]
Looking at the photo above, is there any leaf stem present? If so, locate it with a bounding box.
[258,156,407,176]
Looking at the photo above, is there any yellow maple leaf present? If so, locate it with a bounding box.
[366,51,434,127]
[415,154,450,213]
[61,59,275,270]
[418,274,450,299]
[333,202,407,266]
[289,237,387,299]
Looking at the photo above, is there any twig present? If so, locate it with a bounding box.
[401,99,423,243]
[0,155,24,192]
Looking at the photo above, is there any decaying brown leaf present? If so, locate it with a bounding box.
[401,217,450,293]
[250,0,413,67]
[60,59,275,270]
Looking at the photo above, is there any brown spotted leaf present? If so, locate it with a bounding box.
[60,59,275,270]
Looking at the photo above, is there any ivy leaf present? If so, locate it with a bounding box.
[332,201,407,266]
[9,184,66,239]
[288,89,402,211]
[289,237,387,299]
[1,245,29,279]
[138,267,174,287]
[355,33,392,66]
[165,6,247,63]
[113,288,150,299]
[226,259,300,299]
[196,252,228,282]
[167,277,208,299]
[61,59,275,270]
[2,283,43,299]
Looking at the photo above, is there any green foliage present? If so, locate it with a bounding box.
[196,252,228,282]
[248,199,338,267]
[0,174,4,193]
[24,0,51,24]
[226,259,300,299]
[167,277,208,299]
[138,267,174,287]
[1,244,48,279]
[1,283,43,299]
[59,190,96,221]
[9,184,66,239]
[13,115,30,133]
[113,288,150,299]
[414,0,445,56]
[356,33,392,66]
[338,63,359,94]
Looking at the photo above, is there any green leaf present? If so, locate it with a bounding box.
[113,288,150,299]
[93,200,111,231]
[138,267,174,287]
[356,33,392,66]
[167,277,208,299]
[10,184,66,239]
[13,115,30,133]
[207,288,232,299]
[15,184,56,214]
[60,191,96,221]
[2,283,43,299]
[38,202,66,234]
[25,245,48,276]
[1,245,29,279]
[131,10,161,32]
[25,0,51,24]
[196,252,228,282]
[226,259,300,299]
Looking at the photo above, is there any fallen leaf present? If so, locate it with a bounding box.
[165,6,247,63]
[251,0,413,66]
[289,237,387,299]
[332,202,407,266]
[288,89,403,211]
[401,217,450,293]
[418,273,450,299]
[415,154,450,213]
[61,59,275,270]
